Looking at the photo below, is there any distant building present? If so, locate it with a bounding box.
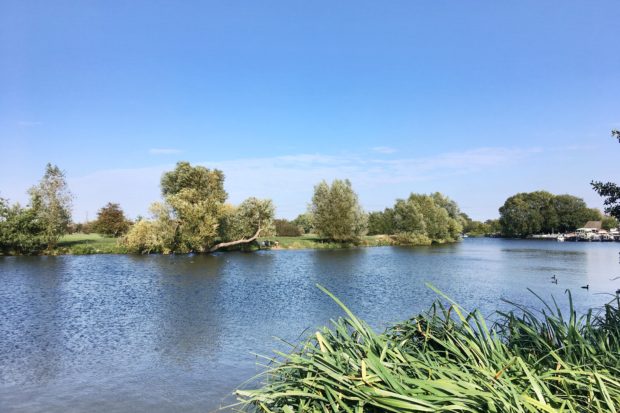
[583,221,602,230]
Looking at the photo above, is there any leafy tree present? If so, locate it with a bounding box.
[499,191,601,237]
[367,209,396,235]
[92,202,131,237]
[602,215,619,231]
[0,198,46,254]
[28,163,73,250]
[213,198,275,251]
[310,179,367,242]
[274,219,302,236]
[591,130,620,220]
[292,213,313,234]
[123,162,274,253]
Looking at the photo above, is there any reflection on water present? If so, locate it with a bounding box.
[0,239,619,412]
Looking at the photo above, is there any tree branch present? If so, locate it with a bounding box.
[208,226,262,253]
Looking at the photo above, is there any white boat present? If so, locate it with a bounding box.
[557,235,565,242]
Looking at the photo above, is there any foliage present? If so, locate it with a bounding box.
[367,209,395,235]
[591,130,620,220]
[218,198,275,242]
[28,163,73,249]
[123,202,177,254]
[368,193,463,243]
[0,199,46,254]
[274,219,302,237]
[92,202,131,237]
[310,179,368,242]
[499,191,601,237]
[602,215,619,231]
[237,287,620,413]
[160,161,227,202]
[123,161,275,253]
[292,213,313,234]
[461,216,501,236]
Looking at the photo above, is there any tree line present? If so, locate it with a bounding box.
[3,132,619,254]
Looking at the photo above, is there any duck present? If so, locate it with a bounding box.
[581,284,589,290]
[551,274,557,280]
[551,279,558,284]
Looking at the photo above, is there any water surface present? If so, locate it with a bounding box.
[1,238,619,412]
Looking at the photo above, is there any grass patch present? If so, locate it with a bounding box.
[259,235,395,250]
[235,286,620,412]
[57,233,126,254]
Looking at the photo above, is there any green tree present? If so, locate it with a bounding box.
[292,213,313,234]
[28,163,73,250]
[92,202,131,237]
[123,162,274,253]
[367,208,395,235]
[591,130,620,220]
[310,179,367,242]
[274,219,302,236]
[602,215,619,231]
[499,191,601,237]
[159,162,228,252]
[213,198,275,251]
[0,198,46,254]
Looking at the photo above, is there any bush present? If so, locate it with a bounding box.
[274,219,302,236]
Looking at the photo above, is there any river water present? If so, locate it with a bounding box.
[1,238,619,412]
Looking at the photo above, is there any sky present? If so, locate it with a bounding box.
[1,1,619,221]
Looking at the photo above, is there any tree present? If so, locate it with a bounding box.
[591,130,620,220]
[310,179,367,242]
[499,191,601,237]
[602,215,619,231]
[28,163,72,250]
[123,161,275,253]
[367,209,395,235]
[211,198,275,252]
[160,162,229,252]
[274,219,302,237]
[0,198,46,254]
[92,202,131,237]
[292,213,313,234]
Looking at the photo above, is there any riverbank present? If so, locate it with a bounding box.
[29,233,445,255]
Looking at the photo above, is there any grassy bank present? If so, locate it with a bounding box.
[259,234,395,250]
[57,233,126,254]
[236,286,620,412]
[42,233,449,255]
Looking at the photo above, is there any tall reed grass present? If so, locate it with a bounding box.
[235,285,620,412]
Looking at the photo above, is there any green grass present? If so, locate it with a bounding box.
[259,234,395,250]
[57,233,126,254]
[235,286,620,412]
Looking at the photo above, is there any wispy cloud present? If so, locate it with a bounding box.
[372,146,397,154]
[149,148,182,155]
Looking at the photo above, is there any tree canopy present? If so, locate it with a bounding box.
[92,202,131,237]
[310,179,367,242]
[28,163,73,250]
[367,192,463,244]
[0,164,72,254]
[123,161,274,253]
[499,191,600,237]
[591,130,620,220]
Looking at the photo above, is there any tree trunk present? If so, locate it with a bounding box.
[208,227,262,253]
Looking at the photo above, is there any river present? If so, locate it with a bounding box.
[1,238,619,412]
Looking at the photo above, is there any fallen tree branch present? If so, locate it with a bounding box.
[208,227,262,252]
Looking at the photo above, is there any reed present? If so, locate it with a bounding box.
[235,285,620,412]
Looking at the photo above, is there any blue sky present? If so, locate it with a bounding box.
[1,1,619,221]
